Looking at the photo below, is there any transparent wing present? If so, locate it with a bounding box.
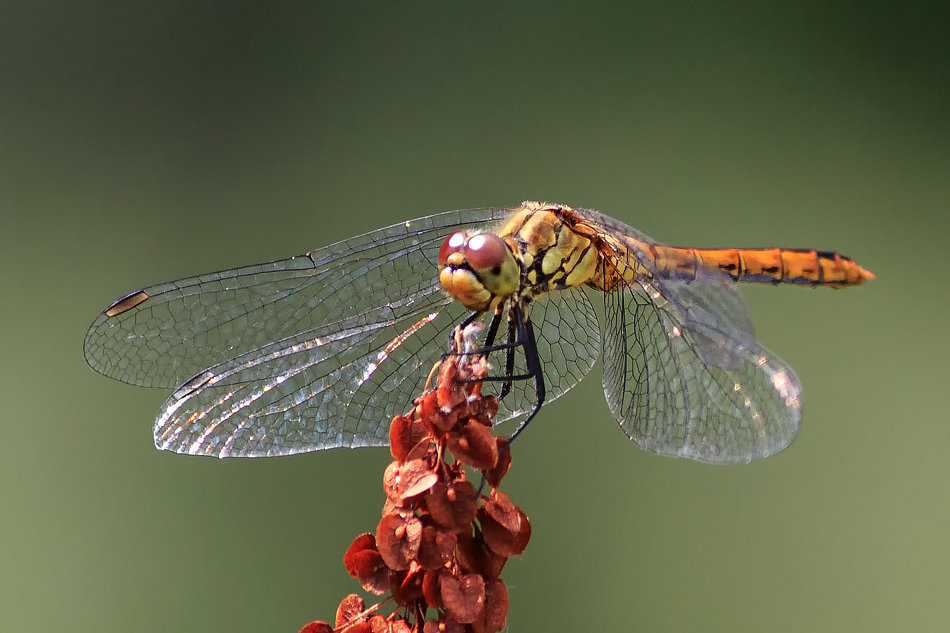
[85,206,600,457]
[84,208,506,389]
[483,289,601,426]
[154,301,468,456]
[601,272,802,464]
[84,208,518,456]
[152,286,600,458]
[568,205,800,464]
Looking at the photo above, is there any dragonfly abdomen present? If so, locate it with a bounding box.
[652,246,874,288]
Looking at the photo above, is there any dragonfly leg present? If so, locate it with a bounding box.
[445,304,547,440]
[499,314,517,400]
[445,308,520,361]
[474,306,547,495]
[505,306,546,444]
[483,307,503,347]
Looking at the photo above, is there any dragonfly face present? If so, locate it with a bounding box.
[85,201,871,463]
[437,231,520,313]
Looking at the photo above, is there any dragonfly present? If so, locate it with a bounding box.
[85,201,873,464]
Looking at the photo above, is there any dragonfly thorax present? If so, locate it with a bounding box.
[496,202,601,297]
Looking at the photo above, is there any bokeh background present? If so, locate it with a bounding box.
[3,2,948,632]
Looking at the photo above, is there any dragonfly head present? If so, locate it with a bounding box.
[438,231,520,311]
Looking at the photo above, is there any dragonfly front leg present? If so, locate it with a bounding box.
[505,306,546,444]
[448,304,547,446]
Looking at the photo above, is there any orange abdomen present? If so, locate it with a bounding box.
[651,245,875,288]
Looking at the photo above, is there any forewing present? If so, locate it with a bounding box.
[601,274,802,464]
[84,208,505,389]
[154,301,470,456]
[155,286,601,457]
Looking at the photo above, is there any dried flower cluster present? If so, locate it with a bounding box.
[299,327,531,633]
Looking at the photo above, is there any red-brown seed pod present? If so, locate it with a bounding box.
[376,514,422,571]
[343,533,389,595]
[439,572,486,624]
[447,421,498,470]
[420,391,457,435]
[484,439,511,489]
[478,498,531,558]
[388,617,413,633]
[472,579,509,633]
[396,459,439,501]
[417,523,458,570]
[391,563,425,605]
[389,413,428,461]
[334,593,366,629]
[367,614,392,633]
[422,567,445,608]
[422,615,466,633]
[457,530,508,580]
[426,481,477,532]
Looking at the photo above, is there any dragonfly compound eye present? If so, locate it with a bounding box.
[464,233,508,272]
[437,231,468,267]
[438,232,520,311]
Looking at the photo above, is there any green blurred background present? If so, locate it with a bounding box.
[3,2,947,631]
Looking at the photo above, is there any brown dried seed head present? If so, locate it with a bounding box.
[389,618,413,633]
[334,594,366,629]
[436,358,466,410]
[447,421,498,470]
[389,414,428,461]
[422,568,445,608]
[368,614,391,633]
[484,491,521,532]
[298,621,334,633]
[391,563,425,605]
[420,391,457,434]
[478,502,531,558]
[457,530,508,580]
[440,573,486,624]
[382,462,402,504]
[381,497,401,519]
[477,395,499,419]
[343,533,389,595]
[484,439,511,489]
[417,524,459,570]
[397,459,439,501]
[343,533,377,576]
[376,514,422,570]
[403,436,433,462]
[472,579,509,633]
[423,616,467,633]
[427,481,478,532]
